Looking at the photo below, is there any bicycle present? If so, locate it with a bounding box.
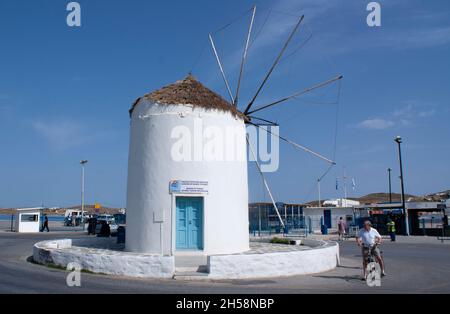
[363,243,383,286]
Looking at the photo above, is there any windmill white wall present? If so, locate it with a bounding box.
[126,98,249,255]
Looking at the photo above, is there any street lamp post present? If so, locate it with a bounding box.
[258,204,261,237]
[387,168,392,203]
[80,160,88,231]
[317,179,321,207]
[394,136,409,236]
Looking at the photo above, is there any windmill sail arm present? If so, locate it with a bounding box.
[244,15,305,115]
[318,163,335,182]
[250,122,336,165]
[247,75,343,115]
[209,34,235,104]
[247,136,285,228]
[247,116,279,126]
[234,5,257,107]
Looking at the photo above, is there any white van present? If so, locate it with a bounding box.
[64,209,88,226]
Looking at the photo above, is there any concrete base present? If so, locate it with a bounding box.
[32,238,339,280]
[207,239,340,279]
[33,239,174,279]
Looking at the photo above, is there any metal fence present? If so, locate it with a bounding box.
[249,208,318,237]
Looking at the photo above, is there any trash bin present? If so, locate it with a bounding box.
[321,224,328,235]
[117,226,126,244]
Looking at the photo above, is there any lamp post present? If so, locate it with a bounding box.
[317,179,321,207]
[394,136,409,236]
[80,160,88,231]
[258,203,261,237]
[387,168,392,203]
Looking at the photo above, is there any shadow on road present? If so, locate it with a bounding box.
[337,265,360,270]
[313,274,362,283]
[216,279,278,286]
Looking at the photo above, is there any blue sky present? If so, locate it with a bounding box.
[1,0,449,208]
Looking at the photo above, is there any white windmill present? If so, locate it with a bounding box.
[125,5,342,256]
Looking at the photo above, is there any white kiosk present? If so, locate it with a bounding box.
[15,208,42,233]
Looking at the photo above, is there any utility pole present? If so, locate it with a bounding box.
[343,167,348,207]
[387,168,392,203]
[258,204,261,237]
[394,136,409,236]
[317,179,321,207]
[80,160,88,231]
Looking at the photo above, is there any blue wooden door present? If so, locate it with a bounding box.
[176,197,203,250]
[323,209,332,228]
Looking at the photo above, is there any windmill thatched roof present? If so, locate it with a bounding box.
[130,75,245,119]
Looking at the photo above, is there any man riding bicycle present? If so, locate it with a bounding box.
[356,220,386,279]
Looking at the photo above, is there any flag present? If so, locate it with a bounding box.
[352,178,356,191]
[335,178,339,190]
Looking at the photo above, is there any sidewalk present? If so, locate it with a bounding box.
[0,220,85,234]
[249,231,450,245]
[308,233,450,245]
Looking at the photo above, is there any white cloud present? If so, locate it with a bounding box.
[393,103,436,120]
[392,104,414,118]
[357,103,438,131]
[248,0,337,52]
[208,0,338,79]
[380,26,450,50]
[286,2,450,56]
[357,118,395,130]
[418,109,436,118]
[32,120,91,150]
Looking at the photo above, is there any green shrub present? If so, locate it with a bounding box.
[270,237,291,244]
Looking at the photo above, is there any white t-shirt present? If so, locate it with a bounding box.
[358,227,381,246]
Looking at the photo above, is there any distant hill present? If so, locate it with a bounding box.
[306,190,449,207]
[0,205,124,215]
[351,192,416,205]
[408,190,450,202]
[2,190,449,214]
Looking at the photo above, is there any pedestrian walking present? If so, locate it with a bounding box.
[338,217,347,241]
[41,214,49,232]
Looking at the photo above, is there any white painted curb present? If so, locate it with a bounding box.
[33,239,175,279]
[207,240,340,279]
[32,239,339,280]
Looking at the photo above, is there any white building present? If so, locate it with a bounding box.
[304,206,354,232]
[126,75,249,255]
[323,198,360,207]
[14,208,42,233]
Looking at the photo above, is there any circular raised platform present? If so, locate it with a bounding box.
[33,237,340,279]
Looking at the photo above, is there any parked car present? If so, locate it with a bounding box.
[113,213,126,225]
[95,215,118,236]
[96,214,114,222]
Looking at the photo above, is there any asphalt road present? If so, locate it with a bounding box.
[1,230,450,294]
